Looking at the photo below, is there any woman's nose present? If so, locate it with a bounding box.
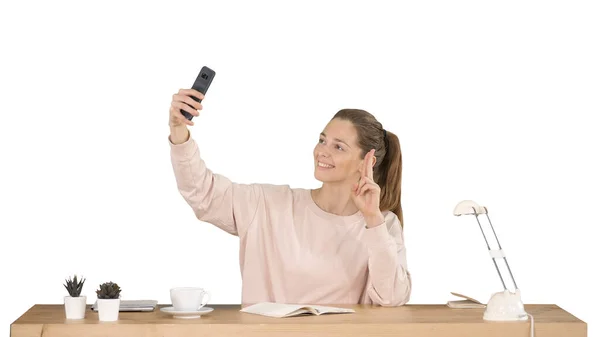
[318,151,330,158]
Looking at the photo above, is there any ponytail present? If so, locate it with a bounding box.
[377,130,403,227]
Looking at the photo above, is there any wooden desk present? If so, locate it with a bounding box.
[10,304,586,337]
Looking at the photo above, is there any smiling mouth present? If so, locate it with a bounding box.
[317,161,335,168]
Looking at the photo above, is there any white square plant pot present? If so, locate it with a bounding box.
[97,298,121,321]
[64,295,87,319]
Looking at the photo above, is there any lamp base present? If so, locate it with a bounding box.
[483,289,528,321]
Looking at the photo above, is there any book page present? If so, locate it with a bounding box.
[447,300,486,309]
[241,302,310,318]
[450,292,483,304]
[447,292,486,309]
[310,305,355,314]
[240,302,355,317]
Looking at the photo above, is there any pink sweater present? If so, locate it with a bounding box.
[170,136,411,306]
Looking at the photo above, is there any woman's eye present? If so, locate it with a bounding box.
[319,138,342,151]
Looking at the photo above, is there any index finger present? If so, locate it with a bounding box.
[364,149,374,179]
[179,88,205,100]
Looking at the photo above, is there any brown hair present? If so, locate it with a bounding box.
[332,109,404,227]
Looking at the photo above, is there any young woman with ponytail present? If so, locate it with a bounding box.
[169,89,411,307]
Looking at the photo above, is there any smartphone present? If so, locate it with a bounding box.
[180,66,216,120]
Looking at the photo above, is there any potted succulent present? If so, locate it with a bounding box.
[63,275,86,319]
[95,281,121,321]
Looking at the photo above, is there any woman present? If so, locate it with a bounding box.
[168,88,411,306]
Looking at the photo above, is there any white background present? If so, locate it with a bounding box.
[1,0,598,336]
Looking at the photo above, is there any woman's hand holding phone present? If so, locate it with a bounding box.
[169,89,204,144]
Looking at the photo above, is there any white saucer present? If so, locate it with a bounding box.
[160,306,214,319]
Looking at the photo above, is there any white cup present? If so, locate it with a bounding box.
[170,287,211,311]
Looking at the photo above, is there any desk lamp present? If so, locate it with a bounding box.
[453,200,529,321]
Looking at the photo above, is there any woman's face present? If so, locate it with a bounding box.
[313,118,366,184]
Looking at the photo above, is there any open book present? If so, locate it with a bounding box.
[240,302,355,318]
[447,292,486,309]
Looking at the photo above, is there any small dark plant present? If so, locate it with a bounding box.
[63,275,86,297]
[96,281,121,299]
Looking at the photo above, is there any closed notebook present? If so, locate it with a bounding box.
[447,292,486,309]
[91,300,158,312]
[240,302,355,318]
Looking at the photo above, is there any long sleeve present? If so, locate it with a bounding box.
[169,136,262,238]
[360,211,411,306]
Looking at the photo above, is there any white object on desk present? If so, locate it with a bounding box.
[453,200,530,322]
[241,302,355,318]
[484,289,528,321]
[91,299,158,312]
[160,306,214,319]
[447,292,486,309]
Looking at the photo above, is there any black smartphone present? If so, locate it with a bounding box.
[180,66,216,120]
